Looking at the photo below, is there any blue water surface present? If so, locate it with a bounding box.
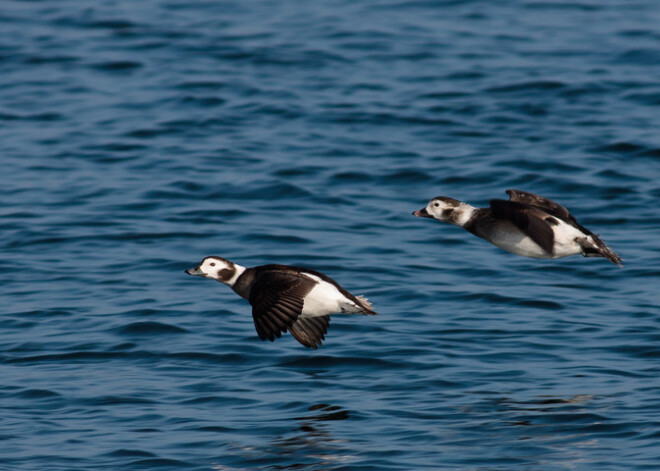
[2,1,660,470]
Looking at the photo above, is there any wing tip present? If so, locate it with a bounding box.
[289,316,330,349]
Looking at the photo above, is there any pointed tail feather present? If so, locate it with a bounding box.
[579,235,623,267]
[356,295,377,315]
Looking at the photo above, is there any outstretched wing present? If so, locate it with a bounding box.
[289,316,330,349]
[506,189,592,234]
[506,189,570,219]
[489,199,556,255]
[248,271,317,342]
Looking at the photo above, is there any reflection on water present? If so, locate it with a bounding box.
[295,403,351,422]
[2,0,660,470]
[498,394,596,414]
[269,404,353,470]
[217,404,353,471]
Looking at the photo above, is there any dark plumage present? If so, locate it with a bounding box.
[414,189,622,266]
[186,257,376,348]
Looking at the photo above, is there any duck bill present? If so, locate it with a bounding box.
[413,208,432,218]
[185,267,205,276]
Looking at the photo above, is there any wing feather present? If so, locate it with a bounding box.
[506,189,595,235]
[490,199,555,255]
[248,271,316,342]
[289,316,330,349]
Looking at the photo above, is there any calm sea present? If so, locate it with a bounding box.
[2,1,660,470]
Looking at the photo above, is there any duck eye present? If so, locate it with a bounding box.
[210,262,216,267]
[434,203,439,207]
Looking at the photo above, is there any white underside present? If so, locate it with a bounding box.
[488,220,586,259]
[300,274,362,318]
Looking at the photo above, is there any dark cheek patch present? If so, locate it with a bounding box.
[218,268,235,281]
[442,208,454,218]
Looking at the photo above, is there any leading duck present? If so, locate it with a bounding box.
[413,189,622,266]
[186,256,376,348]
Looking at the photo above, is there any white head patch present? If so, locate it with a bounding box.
[195,256,245,286]
[425,197,475,227]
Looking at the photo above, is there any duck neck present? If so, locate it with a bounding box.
[451,204,478,228]
[228,265,250,299]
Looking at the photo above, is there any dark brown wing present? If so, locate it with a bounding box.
[289,316,330,349]
[248,271,317,342]
[506,189,593,235]
[489,199,556,255]
[506,189,571,219]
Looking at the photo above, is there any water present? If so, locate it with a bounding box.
[2,1,660,469]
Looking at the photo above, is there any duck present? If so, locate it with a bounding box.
[185,256,376,348]
[413,189,622,266]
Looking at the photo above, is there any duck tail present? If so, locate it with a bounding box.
[356,295,377,315]
[578,235,623,267]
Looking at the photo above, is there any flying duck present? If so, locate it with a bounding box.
[185,257,376,348]
[413,189,622,266]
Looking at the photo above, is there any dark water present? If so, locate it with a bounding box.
[2,1,660,469]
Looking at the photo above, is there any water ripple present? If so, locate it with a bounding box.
[2,1,660,470]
